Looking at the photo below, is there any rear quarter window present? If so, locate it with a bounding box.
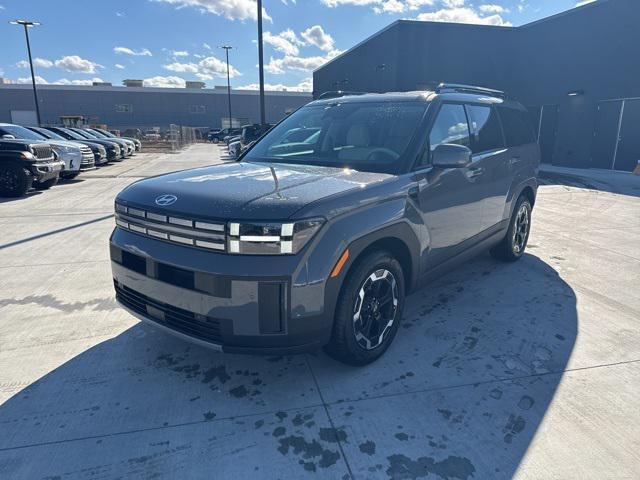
[498,107,537,147]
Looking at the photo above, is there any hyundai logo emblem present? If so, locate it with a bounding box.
[155,194,177,206]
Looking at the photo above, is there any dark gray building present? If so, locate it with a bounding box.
[0,83,311,131]
[314,0,640,171]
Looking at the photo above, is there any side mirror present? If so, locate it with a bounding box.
[432,143,472,168]
[1,134,16,140]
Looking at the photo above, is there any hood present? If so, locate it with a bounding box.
[117,161,391,220]
[48,140,82,151]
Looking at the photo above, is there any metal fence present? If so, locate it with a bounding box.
[168,124,200,152]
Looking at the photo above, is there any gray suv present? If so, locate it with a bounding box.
[110,84,539,365]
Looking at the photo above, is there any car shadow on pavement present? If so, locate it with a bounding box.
[0,253,576,479]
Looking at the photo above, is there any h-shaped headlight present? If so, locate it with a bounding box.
[227,219,324,255]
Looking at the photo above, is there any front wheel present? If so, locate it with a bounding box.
[0,164,32,197]
[324,250,405,366]
[490,195,532,262]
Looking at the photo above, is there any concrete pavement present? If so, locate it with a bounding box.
[0,146,638,479]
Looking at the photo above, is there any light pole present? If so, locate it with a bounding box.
[219,45,234,129]
[10,19,42,126]
[257,0,266,127]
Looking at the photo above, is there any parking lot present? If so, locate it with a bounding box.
[0,144,638,479]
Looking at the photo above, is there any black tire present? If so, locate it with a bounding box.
[324,250,405,366]
[490,195,532,262]
[0,164,32,197]
[62,171,80,180]
[34,177,58,190]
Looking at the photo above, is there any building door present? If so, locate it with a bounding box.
[613,99,640,172]
[592,100,623,169]
[10,110,38,126]
[538,105,559,164]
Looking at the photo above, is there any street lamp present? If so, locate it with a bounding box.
[9,20,42,126]
[257,0,266,127]
[219,45,234,129]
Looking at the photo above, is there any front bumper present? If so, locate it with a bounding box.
[110,228,333,354]
[31,159,64,182]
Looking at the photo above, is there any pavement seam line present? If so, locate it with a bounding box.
[304,353,356,480]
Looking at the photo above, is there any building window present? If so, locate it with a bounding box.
[189,105,206,114]
[116,104,132,113]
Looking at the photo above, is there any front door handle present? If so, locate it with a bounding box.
[467,167,484,178]
[408,185,420,200]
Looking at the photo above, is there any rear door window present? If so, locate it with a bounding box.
[498,107,536,147]
[466,105,505,153]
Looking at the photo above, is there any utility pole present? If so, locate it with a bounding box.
[257,0,266,127]
[10,20,42,126]
[219,45,234,129]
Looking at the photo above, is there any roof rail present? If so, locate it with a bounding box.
[317,90,367,100]
[435,83,506,99]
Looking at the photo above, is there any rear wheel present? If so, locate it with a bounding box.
[324,250,405,365]
[0,164,32,197]
[62,171,80,180]
[490,195,532,262]
[34,177,58,190]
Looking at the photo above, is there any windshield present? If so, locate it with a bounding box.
[33,127,64,140]
[243,101,427,174]
[87,129,107,138]
[2,125,46,141]
[59,128,86,140]
[96,128,115,138]
[73,129,96,139]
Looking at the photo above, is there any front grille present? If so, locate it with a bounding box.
[115,282,222,343]
[115,203,226,252]
[30,144,53,160]
[80,146,95,167]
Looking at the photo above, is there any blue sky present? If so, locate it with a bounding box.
[1,0,593,91]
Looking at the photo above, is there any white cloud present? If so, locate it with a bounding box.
[143,75,187,88]
[163,56,240,78]
[266,50,342,74]
[203,43,212,50]
[237,78,312,92]
[55,77,105,86]
[263,29,303,56]
[301,25,334,52]
[115,63,125,69]
[54,55,103,73]
[323,0,437,14]
[442,0,464,7]
[17,75,49,84]
[416,6,511,26]
[113,47,153,56]
[171,50,190,57]
[116,11,125,17]
[16,58,54,69]
[479,4,507,14]
[153,0,271,22]
[575,0,595,6]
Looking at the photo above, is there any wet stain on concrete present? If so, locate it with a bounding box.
[272,426,286,437]
[203,411,216,421]
[395,432,409,441]
[277,435,341,471]
[359,440,376,455]
[229,385,248,398]
[503,414,526,444]
[319,427,347,443]
[386,453,476,480]
[518,396,535,410]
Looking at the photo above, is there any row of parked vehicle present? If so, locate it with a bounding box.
[0,124,142,198]
[208,124,275,159]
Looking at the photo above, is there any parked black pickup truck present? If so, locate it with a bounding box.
[0,139,64,197]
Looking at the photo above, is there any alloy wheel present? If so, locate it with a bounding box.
[353,269,399,350]
[512,203,530,254]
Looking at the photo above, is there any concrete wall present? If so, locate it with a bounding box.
[313,0,640,170]
[0,85,312,130]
